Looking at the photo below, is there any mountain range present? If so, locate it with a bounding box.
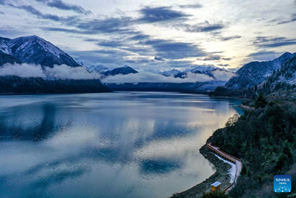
[2,35,295,95]
[160,66,230,79]
[87,64,232,81]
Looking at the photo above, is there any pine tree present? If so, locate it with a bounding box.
[255,92,267,108]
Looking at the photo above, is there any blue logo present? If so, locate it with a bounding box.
[274,175,291,193]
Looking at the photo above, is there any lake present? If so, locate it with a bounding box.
[0,92,243,198]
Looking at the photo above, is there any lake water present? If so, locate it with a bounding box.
[0,92,243,198]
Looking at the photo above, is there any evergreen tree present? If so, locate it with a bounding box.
[255,92,267,108]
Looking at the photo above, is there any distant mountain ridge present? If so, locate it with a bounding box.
[0,76,111,94]
[0,35,80,67]
[104,65,138,76]
[160,69,186,78]
[160,66,231,80]
[86,65,109,74]
[226,52,296,90]
[211,52,296,98]
[107,81,226,93]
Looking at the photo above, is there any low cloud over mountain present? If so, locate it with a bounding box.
[0,63,101,79]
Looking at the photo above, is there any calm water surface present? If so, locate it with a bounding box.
[0,92,243,198]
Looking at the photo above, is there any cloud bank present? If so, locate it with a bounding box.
[0,63,101,79]
[101,71,235,84]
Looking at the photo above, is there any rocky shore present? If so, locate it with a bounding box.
[170,145,232,198]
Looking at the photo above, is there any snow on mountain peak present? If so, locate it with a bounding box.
[10,35,66,59]
[190,65,217,73]
[0,35,80,67]
[86,65,109,73]
[160,69,182,77]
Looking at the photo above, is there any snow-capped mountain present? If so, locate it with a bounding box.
[86,65,109,74]
[160,66,231,80]
[260,55,296,93]
[160,69,186,78]
[0,35,80,67]
[0,37,10,55]
[190,65,217,73]
[226,52,296,90]
[104,65,138,76]
[189,66,226,79]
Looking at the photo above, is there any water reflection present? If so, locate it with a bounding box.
[0,92,242,198]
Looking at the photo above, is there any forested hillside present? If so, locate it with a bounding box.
[206,95,296,198]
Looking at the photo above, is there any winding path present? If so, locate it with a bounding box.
[206,143,242,193]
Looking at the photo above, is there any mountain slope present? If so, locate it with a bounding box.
[104,65,138,76]
[0,36,80,67]
[260,56,296,95]
[226,52,296,89]
[0,51,22,65]
[86,65,109,74]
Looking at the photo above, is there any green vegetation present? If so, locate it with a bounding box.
[207,94,296,198]
[201,191,230,198]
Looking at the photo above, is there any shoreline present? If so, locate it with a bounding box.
[170,99,244,198]
[170,145,233,198]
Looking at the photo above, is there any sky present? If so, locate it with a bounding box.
[1,0,296,72]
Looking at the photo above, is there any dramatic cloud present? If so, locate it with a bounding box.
[253,36,296,48]
[129,34,150,41]
[138,6,189,23]
[1,0,295,72]
[102,71,212,83]
[43,17,135,35]
[144,39,207,59]
[46,0,91,15]
[247,50,282,61]
[75,17,133,34]
[203,56,221,61]
[179,3,202,9]
[0,0,6,5]
[219,35,242,41]
[218,64,230,67]
[0,63,101,79]
[16,5,64,21]
[68,50,132,66]
[278,13,296,24]
[248,50,280,57]
[173,21,225,33]
[45,65,101,79]
[202,56,231,61]
[97,40,123,47]
[0,63,45,78]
